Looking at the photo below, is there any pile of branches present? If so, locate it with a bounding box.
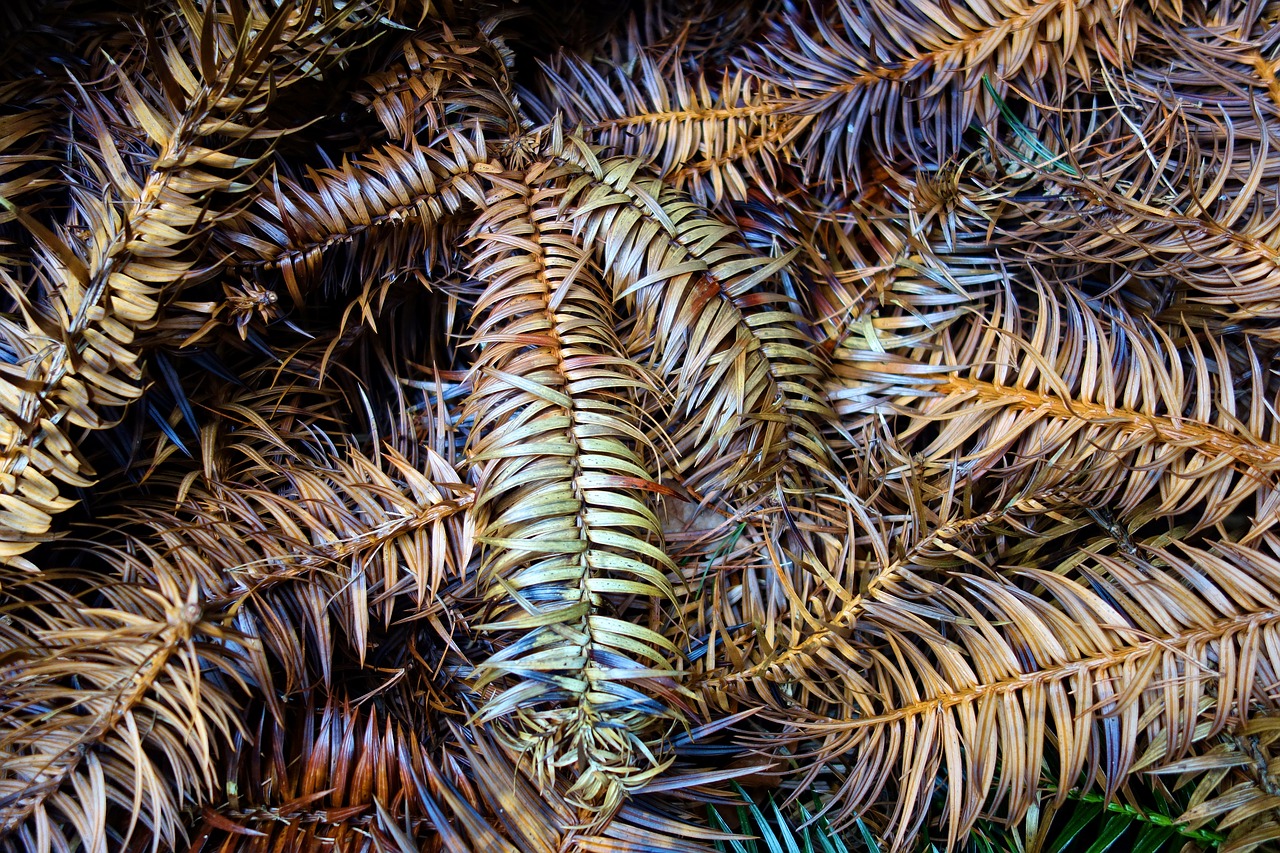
[3,0,1280,850]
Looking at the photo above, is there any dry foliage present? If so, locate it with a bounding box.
[3,0,1280,851]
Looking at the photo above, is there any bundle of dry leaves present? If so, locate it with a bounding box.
[3,1,1280,851]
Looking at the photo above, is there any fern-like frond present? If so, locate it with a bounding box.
[193,697,448,853]
[527,52,803,208]
[553,133,836,498]
[226,132,492,302]
[748,0,1139,180]
[462,159,684,814]
[0,0,389,564]
[109,376,475,697]
[709,474,1078,691]
[834,280,1280,535]
[1155,714,1280,853]
[976,100,1280,328]
[354,18,527,147]
[721,534,1280,850]
[0,568,243,853]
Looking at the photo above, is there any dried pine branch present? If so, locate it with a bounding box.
[0,0,388,565]
[354,18,526,147]
[552,133,838,499]
[462,159,685,814]
[1159,715,1280,853]
[718,534,1280,849]
[526,52,803,208]
[224,132,493,302]
[0,567,244,852]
